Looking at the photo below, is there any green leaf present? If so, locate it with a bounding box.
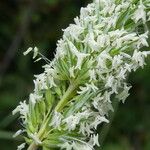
[64,91,93,117]
[38,100,46,116]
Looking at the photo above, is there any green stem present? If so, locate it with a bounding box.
[27,142,38,150]
[55,83,77,112]
[27,107,51,150]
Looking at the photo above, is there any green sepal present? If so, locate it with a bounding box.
[55,87,62,97]
[38,99,46,116]
[45,89,55,110]
[64,91,93,117]
[26,121,37,134]
[28,100,37,127]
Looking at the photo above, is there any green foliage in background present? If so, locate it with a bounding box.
[0,0,150,150]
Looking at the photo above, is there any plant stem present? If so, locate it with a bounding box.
[27,142,38,150]
[28,83,77,149]
[55,83,77,112]
[27,108,51,150]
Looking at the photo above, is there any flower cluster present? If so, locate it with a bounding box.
[13,0,150,150]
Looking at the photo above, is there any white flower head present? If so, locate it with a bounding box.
[15,0,150,149]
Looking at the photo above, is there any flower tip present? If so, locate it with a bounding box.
[23,47,33,56]
[33,47,39,59]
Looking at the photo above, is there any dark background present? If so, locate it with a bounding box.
[0,0,150,150]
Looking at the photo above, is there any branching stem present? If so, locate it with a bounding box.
[27,142,38,150]
[55,83,77,112]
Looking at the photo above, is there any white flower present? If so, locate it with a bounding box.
[116,84,131,103]
[117,67,127,79]
[79,122,93,136]
[63,115,80,131]
[132,50,150,67]
[74,16,81,26]
[112,55,123,68]
[91,115,109,129]
[105,75,114,88]
[97,34,110,48]
[89,134,100,147]
[68,41,90,69]
[137,31,149,48]
[17,143,26,150]
[97,51,112,69]
[78,82,98,94]
[29,93,42,106]
[89,69,96,81]
[44,67,57,88]
[109,29,127,39]
[13,129,24,138]
[64,111,91,131]
[119,33,138,44]
[92,93,103,110]
[34,73,48,91]
[55,39,67,59]
[124,63,132,72]
[12,101,28,123]
[103,91,112,103]
[87,32,99,52]
[80,4,94,19]
[132,0,146,23]
[50,111,63,129]
[63,24,84,41]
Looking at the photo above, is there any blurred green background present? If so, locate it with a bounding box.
[0,0,150,150]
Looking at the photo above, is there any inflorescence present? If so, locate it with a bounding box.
[13,0,150,150]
